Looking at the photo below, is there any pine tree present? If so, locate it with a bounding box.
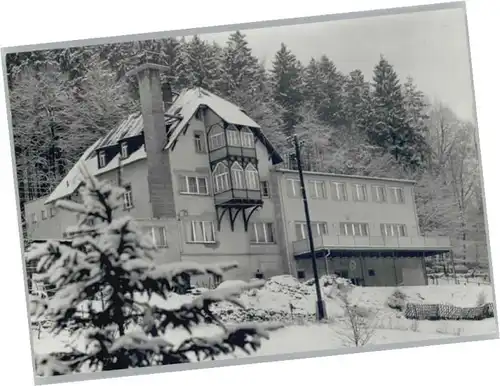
[369,56,429,170]
[172,37,192,90]
[315,55,346,125]
[302,58,322,109]
[174,35,221,90]
[53,46,98,90]
[218,31,260,97]
[402,76,431,168]
[28,168,279,376]
[270,43,304,135]
[98,42,136,81]
[342,69,372,130]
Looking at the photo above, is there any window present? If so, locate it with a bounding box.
[194,131,206,153]
[143,226,167,247]
[226,125,241,147]
[98,151,106,168]
[241,126,254,148]
[340,222,369,237]
[250,223,275,244]
[372,185,387,202]
[245,164,259,190]
[353,184,367,201]
[209,126,226,150]
[368,269,376,277]
[295,222,328,240]
[31,213,37,225]
[41,210,47,220]
[389,187,405,204]
[297,270,306,280]
[121,142,128,158]
[213,163,230,193]
[49,206,56,217]
[231,162,245,189]
[285,153,298,170]
[180,176,208,195]
[287,179,301,198]
[260,181,270,198]
[308,180,326,199]
[381,224,407,237]
[123,185,133,209]
[189,221,215,243]
[331,182,348,201]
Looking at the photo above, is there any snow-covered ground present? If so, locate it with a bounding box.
[31,275,498,364]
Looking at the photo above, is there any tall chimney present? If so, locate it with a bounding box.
[126,63,176,219]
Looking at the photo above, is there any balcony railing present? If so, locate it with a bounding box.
[292,234,452,255]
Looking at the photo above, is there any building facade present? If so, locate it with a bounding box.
[24,64,451,287]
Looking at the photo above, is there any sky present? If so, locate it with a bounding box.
[196,7,475,122]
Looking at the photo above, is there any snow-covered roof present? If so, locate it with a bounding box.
[45,145,147,205]
[96,112,144,149]
[164,88,261,150]
[44,87,282,205]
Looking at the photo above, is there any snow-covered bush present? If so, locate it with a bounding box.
[28,166,281,377]
[387,288,408,311]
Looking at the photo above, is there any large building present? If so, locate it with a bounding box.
[24,63,452,287]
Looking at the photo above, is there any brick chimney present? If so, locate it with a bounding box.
[126,63,176,218]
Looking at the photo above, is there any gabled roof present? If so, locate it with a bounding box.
[163,88,260,149]
[44,87,283,205]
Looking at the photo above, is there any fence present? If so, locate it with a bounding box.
[404,302,494,321]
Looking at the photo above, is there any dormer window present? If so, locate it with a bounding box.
[241,126,254,148]
[227,125,241,147]
[98,151,106,168]
[121,142,128,159]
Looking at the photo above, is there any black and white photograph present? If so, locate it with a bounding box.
[1,1,498,384]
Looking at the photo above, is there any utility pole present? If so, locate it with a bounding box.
[290,134,327,320]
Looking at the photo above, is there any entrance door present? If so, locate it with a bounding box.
[402,267,425,286]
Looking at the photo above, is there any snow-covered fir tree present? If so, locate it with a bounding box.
[218,31,260,97]
[28,167,280,377]
[402,76,431,168]
[369,55,430,170]
[174,35,222,90]
[270,43,304,135]
[171,36,192,90]
[315,55,346,126]
[302,58,322,109]
[342,69,372,130]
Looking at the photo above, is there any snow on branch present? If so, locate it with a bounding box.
[148,261,240,282]
[175,322,283,361]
